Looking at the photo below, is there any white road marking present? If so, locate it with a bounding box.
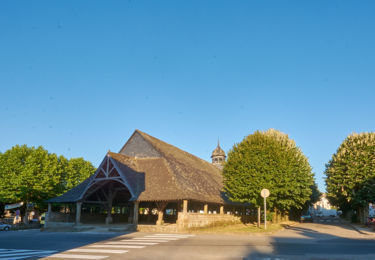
[117,241,158,245]
[127,239,169,242]
[0,249,34,253]
[148,236,191,238]
[0,250,57,258]
[150,235,191,238]
[107,241,163,244]
[2,257,32,260]
[0,252,40,257]
[3,257,52,260]
[154,234,195,236]
[68,249,128,254]
[48,253,109,259]
[89,245,145,249]
[136,237,179,240]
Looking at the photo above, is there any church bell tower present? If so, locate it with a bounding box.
[211,141,226,169]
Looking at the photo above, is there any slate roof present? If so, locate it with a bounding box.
[46,177,93,203]
[47,130,229,204]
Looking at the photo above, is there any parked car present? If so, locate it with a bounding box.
[0,222,11,231]
[300,214,313,223]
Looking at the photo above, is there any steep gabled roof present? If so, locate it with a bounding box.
[48,130,227,204]
[119,130,226,203]
[46,176,94,203]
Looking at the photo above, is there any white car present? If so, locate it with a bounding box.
[0,222,11,231]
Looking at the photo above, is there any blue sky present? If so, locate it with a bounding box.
[1,1,375,192]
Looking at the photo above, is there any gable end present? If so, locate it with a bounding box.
[119,131,161,158]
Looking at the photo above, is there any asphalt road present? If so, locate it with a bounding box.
[1,223,375,260]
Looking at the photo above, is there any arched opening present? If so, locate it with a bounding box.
[80,179,134,224]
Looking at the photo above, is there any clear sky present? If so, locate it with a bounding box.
[1,1,375,192]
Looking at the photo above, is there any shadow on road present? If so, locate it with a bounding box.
[0,228,136,254]
[244,222,375,260]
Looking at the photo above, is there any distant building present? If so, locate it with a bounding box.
[310,193,337,216]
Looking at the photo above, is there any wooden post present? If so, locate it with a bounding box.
[157,210,164,225]
[183,200,188,214]
[76,202,82,225]
[204,204,208,214]
[128,205,134,223]
[177,200,188,230]
[257,206,261,228]
[47,203,52,221]
[105,184,116,225]
[220,205,224,215]
[105,190,114,225]
[156,201,168,225]
[105,201,113,225]
[133,201,139,225]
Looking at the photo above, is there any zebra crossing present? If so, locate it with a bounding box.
[45,233,195,259]
[0,248,57,259]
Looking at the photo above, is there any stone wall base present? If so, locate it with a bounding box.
[176,213,249,230]
[137,224,179,233]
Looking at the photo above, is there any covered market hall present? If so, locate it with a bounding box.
[46,130,251,231]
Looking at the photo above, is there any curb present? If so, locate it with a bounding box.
[348,223,373,235]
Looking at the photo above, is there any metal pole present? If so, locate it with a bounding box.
[264,196,267,230]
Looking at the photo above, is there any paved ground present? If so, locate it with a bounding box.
[1,222,375,260]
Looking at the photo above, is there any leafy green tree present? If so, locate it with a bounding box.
[308,182,322,206]
[303,182,322,210]
[62,157,96,191]
[325,132,375,213]
[0,145,57,204]
[223,129,315,217]
[0,145,95,206]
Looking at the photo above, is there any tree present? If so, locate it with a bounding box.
[62,157,96,191]
[302,182,322,211]
[0,145,95,209]
[223,129,315,219]
[325,132,375,215]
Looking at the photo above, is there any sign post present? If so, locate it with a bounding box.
[260,189,270,230]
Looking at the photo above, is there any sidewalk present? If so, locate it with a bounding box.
[349,223,375,236]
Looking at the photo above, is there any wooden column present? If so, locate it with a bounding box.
[133,201,139,225]
[128,205,134,223]
[156,201,168,225]
[157,211,164,225]
[105,198,113,225]
[204,204,208,214]
[105,184,116,225]
[220,205,224,214]
[76,202,82,225]
[47,203,52,221]
[183,200,188,214]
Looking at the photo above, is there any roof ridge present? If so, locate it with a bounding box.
[108,151,134,158]
[136,130,218,168]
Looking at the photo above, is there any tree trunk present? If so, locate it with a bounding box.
[273,208,277,223]
[23,202,28,225]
